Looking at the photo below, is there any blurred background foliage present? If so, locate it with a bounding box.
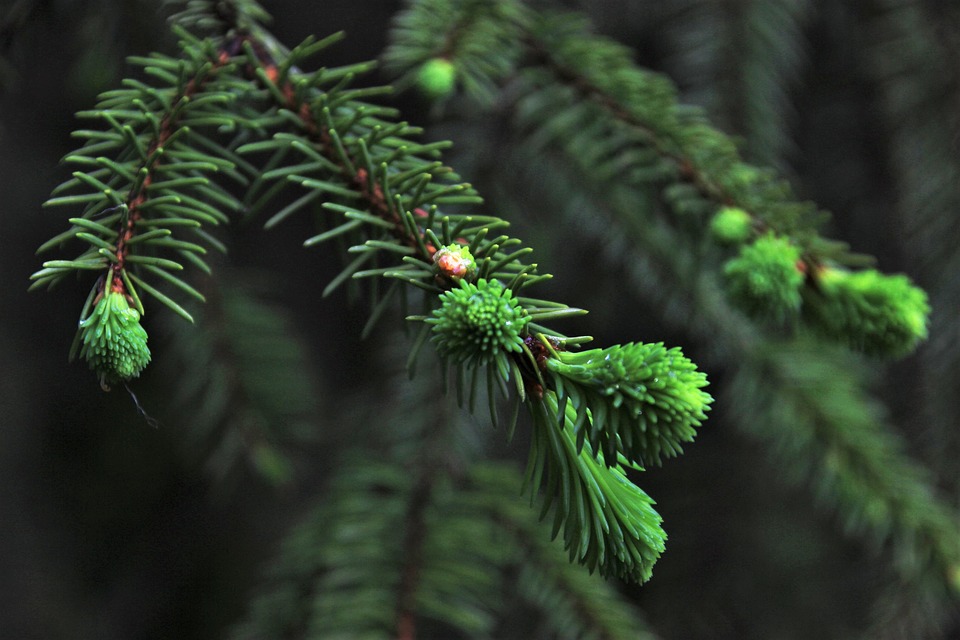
[1,0,958,638]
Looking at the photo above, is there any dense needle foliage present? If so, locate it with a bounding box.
[6,0,959,637]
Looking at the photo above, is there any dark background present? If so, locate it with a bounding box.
[1,1,958,638]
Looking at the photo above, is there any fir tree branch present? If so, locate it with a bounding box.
[730,340,960,592]
[32,29,240,291]
[25,1,960,635]
[525,391,667,583]
[224,13,715,535]
[29,24,265,385]
[231,360,660,639]
[518,12,928,356]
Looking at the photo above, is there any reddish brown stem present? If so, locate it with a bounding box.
[110,44,236,293]
[246,43,430,258]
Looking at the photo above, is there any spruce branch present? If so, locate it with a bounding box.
[381,8,949,589]
[222,16,712,581]
[232,365,504,639]
[729,340,960,597]
[526,391,667,583]
[24,1,960,635]
[232,359,659,638]
[384,1,931,359]
[34,0,714,590]
[484,121,960,601]
[545,341,711,467]
[383,0,528,104]
[661,0,813,169]
[30,25,259,383]
[470,463,661,640]
[517,11,929,357]
[724,232,805,321]
[232,453,658,639]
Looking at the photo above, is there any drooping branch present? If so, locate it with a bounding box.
[32,0,716,588]
[108,40,235,290]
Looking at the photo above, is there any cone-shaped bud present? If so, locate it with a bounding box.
[710,206,753,244]
[545,342,712,467]
[724,233,804,320]
[416,58,457,99]
[78,291,151,385]
[433,243,477,281]
[426,278,528,367]
[806,268,929,357]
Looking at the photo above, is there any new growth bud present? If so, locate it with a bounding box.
[546,342,712,466]
[806,268,929,357]
[724,234,805,320]
[433,243,477,281]
[78,291,151,387]
[710,206,753,244]
[416,57,457,99]
[426,278,528,367]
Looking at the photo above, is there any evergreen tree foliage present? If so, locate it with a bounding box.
[858,2,960,633]
[160,272,320,487]
[233,353,658,639]
[16,0,960,637]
